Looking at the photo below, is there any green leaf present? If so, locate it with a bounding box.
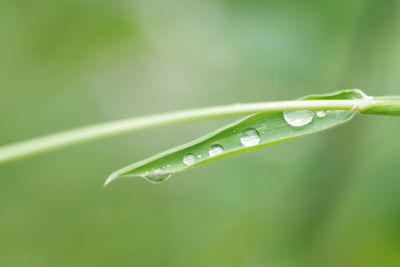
[105,89,369,185]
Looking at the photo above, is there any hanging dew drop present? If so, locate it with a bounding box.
[240,129,261,147]
[143,168,171,183]
[183,153,196,166]
[283,110,314,127]
[208,145,224,157]
[316,111,326,118]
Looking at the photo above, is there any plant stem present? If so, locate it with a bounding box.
[0,98,398,165]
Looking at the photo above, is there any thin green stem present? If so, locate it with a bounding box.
[0,98,398,165]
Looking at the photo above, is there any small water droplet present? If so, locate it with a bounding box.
[283,110,314,127]
[144,168,171,183]
[316,111,326,118]
[208,145,225,157]
[240,129,261,147]
[183,154,196,166]
[197,154,202,159]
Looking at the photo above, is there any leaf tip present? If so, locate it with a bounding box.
[103,171,121,187]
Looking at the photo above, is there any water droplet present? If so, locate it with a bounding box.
[144,168,171,183]
[316,111,326,118]
[283,110,314,127]
[197,154,202,159]
[208,145,225,157]
[183,153,196,166]
[240,129,261,147]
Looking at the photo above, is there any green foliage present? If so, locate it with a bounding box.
[105,89,369,185]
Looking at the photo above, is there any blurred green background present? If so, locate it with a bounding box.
[1,0,400,266]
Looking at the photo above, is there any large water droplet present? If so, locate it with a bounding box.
[209,145,224,157]
[183,153,196,166]
[316,111,326,118]
[240,129,261,147]
[144,168,171,183]
[283,110,314,127]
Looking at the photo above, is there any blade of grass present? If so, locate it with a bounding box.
[104,89,399,185]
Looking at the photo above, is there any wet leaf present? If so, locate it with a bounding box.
[105,89,368,185]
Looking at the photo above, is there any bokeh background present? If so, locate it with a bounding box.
[1,0,400,266]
